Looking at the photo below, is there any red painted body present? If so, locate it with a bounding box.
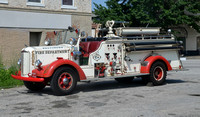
[32,59,86,81]
[11,71,44,82]
[140,55,172,73]
[11,59,86,82]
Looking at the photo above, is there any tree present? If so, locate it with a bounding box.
[93,0,200,32]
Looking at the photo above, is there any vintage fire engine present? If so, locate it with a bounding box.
[12,21,183,95]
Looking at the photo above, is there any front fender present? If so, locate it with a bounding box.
[32,59,86,80]
[140,55,172,73]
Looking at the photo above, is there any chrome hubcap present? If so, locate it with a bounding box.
[63,78,69,85]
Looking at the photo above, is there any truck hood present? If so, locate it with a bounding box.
[21,44,72,68]
[22,44,71,52]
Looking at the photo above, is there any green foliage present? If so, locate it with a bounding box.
[0,54,23,89]
[93,0,200,32]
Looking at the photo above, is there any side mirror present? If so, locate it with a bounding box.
[68,26,75,32]
[81,31,86,37]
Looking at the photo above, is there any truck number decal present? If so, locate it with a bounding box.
[93,53,101,61]
[35,50,69,54]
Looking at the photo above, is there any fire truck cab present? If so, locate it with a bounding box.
[12,21,183,95]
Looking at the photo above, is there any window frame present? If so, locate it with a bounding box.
[26,0,45,7]
[0,0,8,4]
[61,0,77,10]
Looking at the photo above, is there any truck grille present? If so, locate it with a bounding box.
[21,51,30,77]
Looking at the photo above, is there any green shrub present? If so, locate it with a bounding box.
[0,54,23,89]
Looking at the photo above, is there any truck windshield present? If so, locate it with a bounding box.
[56,30,79,45]
[65,37,78,45]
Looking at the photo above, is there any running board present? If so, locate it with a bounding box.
[81,73,149,82]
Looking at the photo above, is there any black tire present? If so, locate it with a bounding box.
[24,81,46,91]
[50,67,78,96]
[149,61,167,85]
[115,77,134,83]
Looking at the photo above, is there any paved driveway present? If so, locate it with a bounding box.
[0,59,200,117]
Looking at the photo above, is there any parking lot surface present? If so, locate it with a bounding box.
[0,59,200,117]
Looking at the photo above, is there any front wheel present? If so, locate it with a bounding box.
[50,67,78,96]
[149,61,167,85]
[24,81,46,91]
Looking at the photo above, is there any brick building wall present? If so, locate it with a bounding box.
[0,0,91,13]
[0,29,29,66]
[0,0,92,66]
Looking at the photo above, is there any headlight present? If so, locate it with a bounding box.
[35,59,42,67]
[17,59,21,65]
[71,51,82,56]
[44,39,51,46]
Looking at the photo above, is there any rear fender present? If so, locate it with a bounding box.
[32,59,86,81]
[140,55,172,73]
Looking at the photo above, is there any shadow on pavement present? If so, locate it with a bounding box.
[74,78,185,94]
[165,79,185,84]
[20,78,185,96]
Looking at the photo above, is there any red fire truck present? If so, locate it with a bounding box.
[12,21,183,95]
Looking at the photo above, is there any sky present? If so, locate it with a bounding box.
[92,0,107,10]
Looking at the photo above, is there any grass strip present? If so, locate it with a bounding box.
[0,54,23,89]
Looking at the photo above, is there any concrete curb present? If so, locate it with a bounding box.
[185,56,200,59]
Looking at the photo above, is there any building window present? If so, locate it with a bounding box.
[28,0,41,3]
[61,0,77,9]
[27,0,45,7]
[30,32,42,46]
[63,0,72,5]
[0,0,8,4]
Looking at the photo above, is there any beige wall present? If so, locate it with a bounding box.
[186,26,200,50]
[0,0,91,13]
[0,28,29,66]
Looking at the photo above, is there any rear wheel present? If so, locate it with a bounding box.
[149,61,167,85]
[24,81,46,91]
[51,67,78,96]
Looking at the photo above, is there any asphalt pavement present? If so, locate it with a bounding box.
[0,58,200,117]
